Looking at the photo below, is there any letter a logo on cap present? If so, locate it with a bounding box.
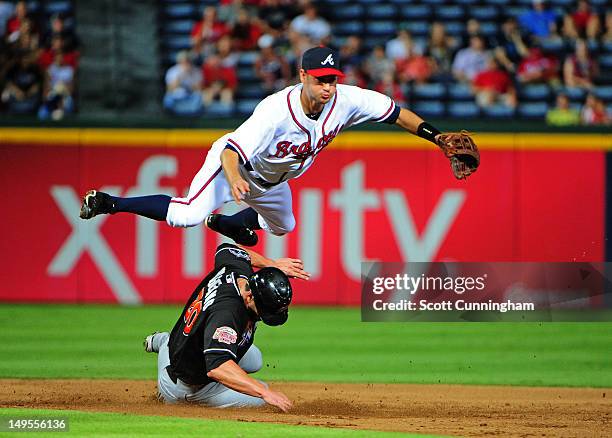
[321,54,334,66]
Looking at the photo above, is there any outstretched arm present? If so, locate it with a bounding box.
[395,108,480,180]
[207,359,292,412]
[394,107,425,134]
[242,246,310,280]
[395,107,442,144]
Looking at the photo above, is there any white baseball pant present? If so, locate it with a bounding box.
[165,140,295,235]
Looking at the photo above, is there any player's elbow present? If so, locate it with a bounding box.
[221,147,240,162]
[206,359,234,381]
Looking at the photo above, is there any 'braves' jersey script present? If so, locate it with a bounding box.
[222,84,398,186]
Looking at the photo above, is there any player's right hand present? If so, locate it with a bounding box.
[262,389,293,412]
[273,258,311,281]
[230,178,250,204]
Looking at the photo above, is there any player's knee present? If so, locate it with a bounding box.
[239,345,263,374]
[166,204,207,228]
[156,386,178,404]
[259,215,295,235]
[273,216,295,235]
[249,397,266,407]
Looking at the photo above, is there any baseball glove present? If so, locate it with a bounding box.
[436,131,480,180]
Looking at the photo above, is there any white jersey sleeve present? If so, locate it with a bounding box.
[338,84,398,128]
[224,95,280,164]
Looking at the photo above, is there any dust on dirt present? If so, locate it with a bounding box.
[1,379,610,437]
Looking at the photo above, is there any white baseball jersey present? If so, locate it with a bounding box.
[166,83,399,233]
[222,83,399,187]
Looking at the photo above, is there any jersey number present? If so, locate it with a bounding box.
[182,268,225,335]
[183,289,204,335]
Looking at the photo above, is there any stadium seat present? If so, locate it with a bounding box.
[483,105,515,118]
[366,4,396,19]
[519,84,552,101]
[587,40,600,53]
[205,102,234,117]
[448,83,474,101]
[362,37,390,51]
[594,86,612,103]
[236,84,266,100]
[164,4,196,19]
[479,22,499,36]
[483,0,510,5]
[600,54,612,70]
[237,67,254,81]
[398,5,432,21]
[26,1,41,13]
[448,102,480,117]
[163,35,191,50]
[365,21,397,37]
[564,87,587,102]
[412,101,446,117]
[471,6,499,21]
[455,0,479,5]
[166,97,203,117]
[163,20,193,34]
[238,51,258,67]
[506,7,529,17]
[444,22,465,37]
[602,41,612,54]
[45,1,72,15]
[328,4,364,20]
[550,0,573,6]
[237,99,260,115]
[435,6,465,21]
[569,103,582,112]
[412,83,446,100]
[517,102,549,119]
[420,0,446,5]
[402,22,429,37]
[333,21,364,36]
[539,39,565,57]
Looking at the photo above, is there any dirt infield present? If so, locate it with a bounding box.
[1,379,609,437]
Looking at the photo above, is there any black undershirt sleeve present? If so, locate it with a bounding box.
[381,104,401,124]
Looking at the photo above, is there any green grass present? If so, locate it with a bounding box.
[0,305,610,387]
[0,408,434,437]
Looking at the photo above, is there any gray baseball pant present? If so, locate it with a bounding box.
[151,332,266,408]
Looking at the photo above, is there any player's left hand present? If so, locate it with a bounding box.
[230,177,251,204]
[435,131,480,180]
[273,258,310,280]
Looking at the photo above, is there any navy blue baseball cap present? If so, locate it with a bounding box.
[301,46,344,78]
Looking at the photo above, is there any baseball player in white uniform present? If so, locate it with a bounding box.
[80,46,456,245]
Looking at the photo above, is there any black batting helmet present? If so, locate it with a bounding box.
[249,267,292,326]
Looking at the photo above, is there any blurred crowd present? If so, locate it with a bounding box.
[1,0,609,125]
[164,0,611,125]
[164,0,315,116]
[0,1,78,119]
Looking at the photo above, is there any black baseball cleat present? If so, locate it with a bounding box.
[79,190,115,219]
[205,214,259,247]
